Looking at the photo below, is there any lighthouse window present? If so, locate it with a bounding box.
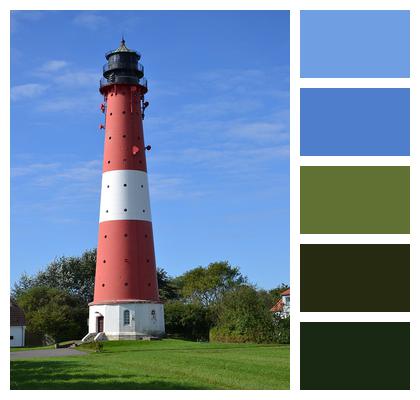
[108,136,111,140]
[123,134,127,138]
[123,183,127,187]
[107,160,110,164]
[124,233,128,237]
[142,209,146,213]
[124,208,127,212]
[109,112,112,116]
[122,111,126,114]
[123,310,130,325]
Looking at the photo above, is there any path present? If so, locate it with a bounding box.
[10,348,87,359]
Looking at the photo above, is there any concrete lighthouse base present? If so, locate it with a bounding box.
[85,301,165,341]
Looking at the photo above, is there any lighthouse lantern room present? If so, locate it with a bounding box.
[83,39,164,341]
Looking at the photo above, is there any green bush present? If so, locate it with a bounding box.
[16,286,87,343]
[210,326,254,343]
[272,316,290,344]
[164,301,212,341]
[94,341,104,352]
[210,285,289,344]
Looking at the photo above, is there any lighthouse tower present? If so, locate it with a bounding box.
[86,39,164,340]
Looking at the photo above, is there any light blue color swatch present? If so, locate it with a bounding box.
[301,10,410,77]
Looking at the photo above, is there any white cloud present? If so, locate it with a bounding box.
[36,93,98,112]
[11,160,102,206]
[11,11,45,33]
[53,71,99,87]
[73,13,107,30]
[12,160,102,186]
[36,98,76,112]
[226,121,289,142]
[11,162,60,178]
[11,83,47,101]
[148,173,206,200]
[38,60,69,73]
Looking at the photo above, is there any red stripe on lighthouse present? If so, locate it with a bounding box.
[102,85,147,173]
[94,220,159,303]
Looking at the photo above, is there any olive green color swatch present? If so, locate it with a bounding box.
[300,244,410,312]
[300,166,410,233]
[300,322,410,390]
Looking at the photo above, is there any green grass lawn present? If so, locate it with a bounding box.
[10,339,289,389]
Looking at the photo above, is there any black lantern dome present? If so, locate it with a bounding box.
[101,38,145,87]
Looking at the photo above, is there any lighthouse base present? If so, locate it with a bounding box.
[86,301,165,341]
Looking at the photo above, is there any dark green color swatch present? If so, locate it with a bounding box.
[300,322,410,390]
[300,166,410,233]
[301,244,410,312]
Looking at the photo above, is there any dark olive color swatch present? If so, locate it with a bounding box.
[301,244,410,312]
[301,166,410,233]
[300,322,410,390]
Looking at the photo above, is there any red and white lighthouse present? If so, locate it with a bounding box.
[86,39,164,340]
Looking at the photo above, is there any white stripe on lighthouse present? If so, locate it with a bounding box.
[99,169,152,222]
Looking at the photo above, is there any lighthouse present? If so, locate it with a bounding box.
[85,39,164,340]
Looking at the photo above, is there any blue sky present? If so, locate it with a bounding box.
[10,10,290,290]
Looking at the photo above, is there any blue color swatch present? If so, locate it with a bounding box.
[300,89,410,156]
[301,10,410,77]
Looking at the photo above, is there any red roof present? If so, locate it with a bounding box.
[270,299,284,313]
[270,288,290,312]
[10,299,25,326]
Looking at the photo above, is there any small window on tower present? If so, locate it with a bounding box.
[123,309,130,325]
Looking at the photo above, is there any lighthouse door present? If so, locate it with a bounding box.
[97,316,104,332]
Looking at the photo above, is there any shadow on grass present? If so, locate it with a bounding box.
[11,360,210,390]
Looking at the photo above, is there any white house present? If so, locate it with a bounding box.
[270,288,290,318]
[10,299,26,347]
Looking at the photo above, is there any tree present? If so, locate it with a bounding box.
[164,300,212,341]
[157,268,180,301]
[16,286,86,343]
[268,283,289,306]
[176,261,247,307]
[12,249,97,304]
[12,249,176,304]
[210,285,278,344]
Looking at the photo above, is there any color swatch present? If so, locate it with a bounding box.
[299,8,411,392]
[300,244,410,312]
[300,322,410,390]
[300,89,410,156]
[300,166,410,234]
[300,10,410,77]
